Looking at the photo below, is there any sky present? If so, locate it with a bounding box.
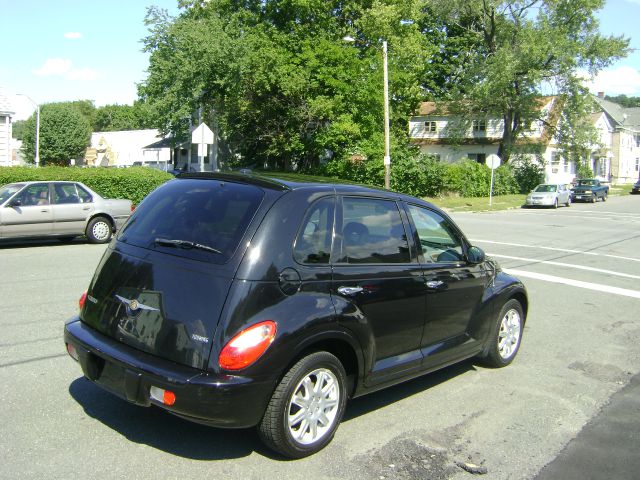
[2,0,640,121]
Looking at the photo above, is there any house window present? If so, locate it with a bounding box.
[424,121,437,133]
[468,153,486,164]
[551,152,560,173]
[635,158,639,172]
[635,135,640,148]
[472,119,486,132]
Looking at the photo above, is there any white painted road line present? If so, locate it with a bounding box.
[502,268,640,300]
[488,253,640,280]
[471,239,640,263]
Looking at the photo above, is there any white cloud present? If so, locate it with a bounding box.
[581,66,640,96]
[32,58,73,77]
[32,57,101,81]
[64,32,83,39]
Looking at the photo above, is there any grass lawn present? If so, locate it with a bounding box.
[254,170,634,212]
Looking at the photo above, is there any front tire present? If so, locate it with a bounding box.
[258,352,347,458]
[480,299,524,368]
[86,216,113,244]
[553,198,558,209]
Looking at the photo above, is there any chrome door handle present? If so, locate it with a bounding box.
[426,280,444,289]
[337,286,363,296]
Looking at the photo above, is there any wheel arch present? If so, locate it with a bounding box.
[285,333,362,398]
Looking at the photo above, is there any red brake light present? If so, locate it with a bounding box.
[130,203,136,212]
[218,321,277,371]
[79,291,87,311]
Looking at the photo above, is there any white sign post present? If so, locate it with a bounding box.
[191,122,214,172]
[486,154,501,207]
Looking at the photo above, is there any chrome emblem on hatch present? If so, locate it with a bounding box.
[115,295,159,316]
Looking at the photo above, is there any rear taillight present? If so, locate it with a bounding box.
[130,204,136,212]
[218,321,277,371]
[79,291,87,311]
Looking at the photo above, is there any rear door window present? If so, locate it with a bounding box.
[338,197,410,264]
[118,179,264,263]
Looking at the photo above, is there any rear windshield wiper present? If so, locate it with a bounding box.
[154,237,222,254]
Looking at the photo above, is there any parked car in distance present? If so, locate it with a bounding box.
[631,179,640,194]
[524,183,571,208]
[571,179,609,203]
[0,181,133,243]
[64,172,528,458]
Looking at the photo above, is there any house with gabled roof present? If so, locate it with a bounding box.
[594,93,640,184]
[409,96,618,184]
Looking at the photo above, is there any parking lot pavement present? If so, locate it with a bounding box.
[1,195,639,479]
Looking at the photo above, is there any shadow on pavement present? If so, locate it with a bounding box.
[68,359,477,460]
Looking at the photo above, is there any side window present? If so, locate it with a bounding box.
[53,184,81,204]
[294,197,334,264]
[407,204,464,264]
[338,197,410,264]
[76,185,93,203]
[15,184,49,206]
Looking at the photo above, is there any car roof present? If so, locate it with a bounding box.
[176,172,437,208]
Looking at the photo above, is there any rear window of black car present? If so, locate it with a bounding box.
[118,179,263,263]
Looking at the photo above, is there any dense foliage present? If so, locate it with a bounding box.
[605,94,640,108]
[320,156,519,197]
[139,0,628,170]
[0,167,172,205]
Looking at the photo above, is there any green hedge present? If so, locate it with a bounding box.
[0,166,172,205]
[319,156,519,198]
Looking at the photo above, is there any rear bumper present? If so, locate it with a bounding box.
[64,317,275,428]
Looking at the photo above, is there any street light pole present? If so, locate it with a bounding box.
[343,36,392,189]
[18,94,40,167]
[382,40,391,190]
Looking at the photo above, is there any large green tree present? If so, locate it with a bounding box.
[428,0,629,162]
[139,0,433,170]
[21,103,91,166]
[93,101,157,131]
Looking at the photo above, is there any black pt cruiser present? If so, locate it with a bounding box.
[64,172,528,458]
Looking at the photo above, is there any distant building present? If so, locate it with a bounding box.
[594,93,640,184]
[409,95,635,184]
[85,129,171,170]
[0,88,14,166]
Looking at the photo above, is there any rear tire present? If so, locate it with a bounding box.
[480,299,524,368]
[553,198,558,209]
[258,352,347,458]
[86,216,113,244]
[565,196,571,207]
[602,193,607,202]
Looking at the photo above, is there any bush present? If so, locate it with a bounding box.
[444,160,518,197]
[512,156,545,193]
[390,154,447,197]
[0,166,172,205]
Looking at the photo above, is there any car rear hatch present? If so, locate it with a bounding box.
[79,176,282,369]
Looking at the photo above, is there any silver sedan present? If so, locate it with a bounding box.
[524,183,572,208]
[0,181,132,243]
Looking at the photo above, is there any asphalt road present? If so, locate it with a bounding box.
[1,195,638,479]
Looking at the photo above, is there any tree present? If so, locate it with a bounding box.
[139,1,434,170]
[21,103,91,166]
[428,0,629,163]
[604,94,640,108]
[93,101,156,131]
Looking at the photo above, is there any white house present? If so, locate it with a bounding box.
[409,96,619,184]
[0,88,14,167]
[85,129,171,170]
[594,94,640,184]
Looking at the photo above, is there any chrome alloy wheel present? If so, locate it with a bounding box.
[92,220,111,241]
[498,308,522,360]
[287,368,340,445]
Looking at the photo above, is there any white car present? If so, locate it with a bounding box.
[524,183,571,208]
[0,181,133,243]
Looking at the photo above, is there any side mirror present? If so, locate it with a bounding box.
[8,199,22,208]
[467,246,485,264]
